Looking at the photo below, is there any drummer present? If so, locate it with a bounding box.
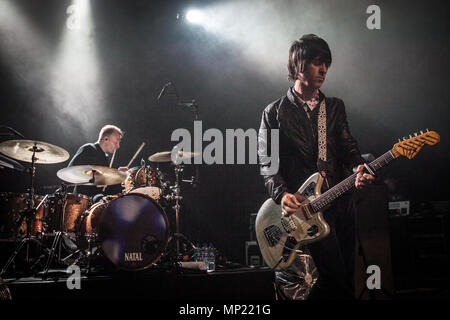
[68,125,127,199]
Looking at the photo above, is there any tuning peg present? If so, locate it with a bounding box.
[409,134,413,139]
[402,137,407,140]
[420,130,424,134]
[398,138,401,142]
[426,128,429,132]
[414,132,418,136]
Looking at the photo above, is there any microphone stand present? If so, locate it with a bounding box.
[157,83,201,263]
[177,99,200,186]
[177,100,199,120]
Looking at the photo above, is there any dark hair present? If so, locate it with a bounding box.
[287,34,332,81]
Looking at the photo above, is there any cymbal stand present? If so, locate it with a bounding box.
[42,185,68,276]
[166,164,196,260]
[0,144,42,276]
[42,169,102,276]
[42,184,83,276]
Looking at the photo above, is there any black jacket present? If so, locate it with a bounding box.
[67,142,112,196]
[258,88,365,204]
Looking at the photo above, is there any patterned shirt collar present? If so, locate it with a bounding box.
[292,88,320,112]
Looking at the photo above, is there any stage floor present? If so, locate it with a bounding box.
[2,266,276,300]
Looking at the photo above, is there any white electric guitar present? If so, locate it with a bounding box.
[255,130,440,270]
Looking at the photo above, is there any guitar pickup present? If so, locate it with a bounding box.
[263,225,282,247]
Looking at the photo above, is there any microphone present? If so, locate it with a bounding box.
[156,82,172,102]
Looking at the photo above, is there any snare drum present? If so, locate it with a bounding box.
[45,193,91,234]
[80,193,169,271]
[123,166,162,199]
[0,192,45,239]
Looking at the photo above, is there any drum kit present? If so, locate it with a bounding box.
[0,139,200,276]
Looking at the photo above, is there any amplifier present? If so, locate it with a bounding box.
[245,241,266,267]
[388,200,410,216]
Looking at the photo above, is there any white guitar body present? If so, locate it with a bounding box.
[255,172,329,271]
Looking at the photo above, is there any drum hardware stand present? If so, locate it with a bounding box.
[0,144,43,276]
[41,184,76,277]
[83,234,98,275]
[44,234,82,266]
[64,208,97,276]
[44,172,102,275]
[166,164,196,261]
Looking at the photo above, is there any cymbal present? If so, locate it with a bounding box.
[57,165,127,186]
[0,139,70,164]
[148,151,199,163]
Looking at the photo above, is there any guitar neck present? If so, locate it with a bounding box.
[310,150,396,212]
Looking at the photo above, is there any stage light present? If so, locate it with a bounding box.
[186,10,205,24]
[0,0,102,139]
[0,0,50,80]
[49,0,105,137]
[180,1,311,80]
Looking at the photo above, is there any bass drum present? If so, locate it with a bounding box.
[81,193,169,271]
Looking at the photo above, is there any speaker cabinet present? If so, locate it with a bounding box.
[354,184,394,299]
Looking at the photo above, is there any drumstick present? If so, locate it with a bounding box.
[35,194,49,211]
[109,149,116,168]
[127,142,145,168]
[102,149,116,192]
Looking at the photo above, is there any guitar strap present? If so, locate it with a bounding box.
[317,99,331,189]
[318,98,327,162]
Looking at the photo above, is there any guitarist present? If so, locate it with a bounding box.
[258,34,374,299]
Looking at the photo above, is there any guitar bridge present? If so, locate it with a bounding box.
[281,217,297,233]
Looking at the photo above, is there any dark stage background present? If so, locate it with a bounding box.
[0,0,449,265]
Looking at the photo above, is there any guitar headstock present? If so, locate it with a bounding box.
[392,129,440,159]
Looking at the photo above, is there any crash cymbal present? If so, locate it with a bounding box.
[57,165,127,185]
[0,139,70,164]
[148,150,199,163]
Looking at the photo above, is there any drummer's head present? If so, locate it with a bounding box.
[97,125,123,154]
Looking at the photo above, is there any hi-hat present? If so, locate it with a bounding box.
[148,150,199,163]
[57,165,127,185]
[0,139,70,164]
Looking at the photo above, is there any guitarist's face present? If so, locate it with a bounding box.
[298,56,328,90]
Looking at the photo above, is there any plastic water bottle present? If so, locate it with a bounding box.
[200,243,207,266]
[194,243,201,261]
[205,243,216,272]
